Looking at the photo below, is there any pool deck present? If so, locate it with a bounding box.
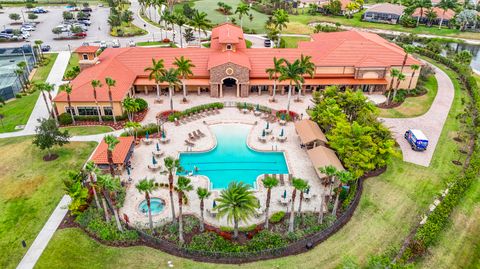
[120,104,328,228]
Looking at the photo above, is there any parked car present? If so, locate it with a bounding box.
[100,40,108,49]
[78,19,91,26]
[264,39,272,47]
[128,40,136,47]
[41,44,51,52]
[0,29,14,34]
[72,23,88,31]
[82,42,90,46]
[73,32,87,38]
[20,31,30,38]
[32,7,48,13]
[0,33,13,40]
[404,129,429,151]
[112,39,120,48]
[21,25,36,32]
[82,7,93,12]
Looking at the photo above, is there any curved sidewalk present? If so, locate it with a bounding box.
[380,61,455,167]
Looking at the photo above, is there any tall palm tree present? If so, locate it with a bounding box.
[174,13,187,48]
[296,180,309,215]
[265,57,284,103]
[173,56,195,103]
[196,187,211,232]
[318,165,338,223]
[216,181,258,240]
[104,77,117,124]
[95,174,111,222]
[104,134,119,178]
[262,176,279,229]
[16,61,29,86]
[272,9,289,47]
[297,54,315,101]
[33,82,52,118]
[60,83,76,124]
[400,45,415,74]
[288,177,308,232]
[392,72,406,102]
[84,161,102,210]
[386,68,399,105]
[407,64,420,91]
[14,68,26,92]
[34,40,44,60]
[91,79,103,122]
[44,83,59,125]
[144,58,165,99]
[176,176,193,244]
[97,174,123,231]
[164,156,183,223]
[235,3,250,30]
[415,0,432,27]
[279,59,304,114]
[331,170,354,216]
[136,178,159,233]
[438,0,457,29]
[124,121,141,138]
[160,68,181,111]
[122,96,140,121]
[190,11,211,45]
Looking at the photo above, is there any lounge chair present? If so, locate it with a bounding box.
[193,131,201,139]
[197,129,206,137]
[174,118,180,126]
[185,139,195,146]
[188,133,196,140]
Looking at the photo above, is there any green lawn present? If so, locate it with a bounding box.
[0,53,58,133]
[0,137,96,269]
[59,125,114,136]
[63,52,79,79]
[36,60,467,268]
[379,74,438,118]
[136,41,164,46]
[281,36,311,48]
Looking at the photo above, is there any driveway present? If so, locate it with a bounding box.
[380,61,454,167]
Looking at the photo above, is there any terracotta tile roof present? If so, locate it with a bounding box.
[74,46,99,54]
[307,146,345,178]
[91,136,134,165]
[211,23,245,44]
[318,0,354,10]
[412,7,455,20]
[208,51,251,69]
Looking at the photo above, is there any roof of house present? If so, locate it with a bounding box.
[365,3,405,15]
[307,146,344,178]
[211,23,245,45]
[318,0,354,10]
[91,136,134,165]
[74,46,99,54]
[294,119,328,145]
[412,7,456,20]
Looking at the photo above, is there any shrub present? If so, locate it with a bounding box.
[269,211,285,223]
[239,224,257,232]
[73,113,128,122]
[220,226,233,232]
[187,232,244,252]
[135,98,148,111]
[276,110,298,121]
[167,102,224,121]
[245,230,287,251]
[59,113,73,125]
[15,93,22,99]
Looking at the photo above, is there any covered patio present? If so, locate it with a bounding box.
[91,136,135,174]
[306,145,345,180]
[294,119,328,149]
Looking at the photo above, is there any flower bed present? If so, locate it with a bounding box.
[275,110,299,121]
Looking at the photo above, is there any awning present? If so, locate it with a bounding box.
[134,78,211,86]
[307,146,344,178]
[91,136,134,165]
[249,78,387,86]
[294,119,328,145]
[134,78,168,86]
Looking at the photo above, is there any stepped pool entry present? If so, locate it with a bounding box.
[179,123,289,189]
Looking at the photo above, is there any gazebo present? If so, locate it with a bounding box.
[294,119,328,149]
[306,145,344,179]
[91,136,135,173]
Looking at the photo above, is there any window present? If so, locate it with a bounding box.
[82,54,88,60]
[103,107,113,116]
[77,106,99,116]
[226,44,232,50]
[65,107,76,115]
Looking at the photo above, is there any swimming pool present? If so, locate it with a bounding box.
[138,198,165,215]
[179,123,289,189]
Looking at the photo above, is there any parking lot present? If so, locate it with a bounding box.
[0,5,144,51]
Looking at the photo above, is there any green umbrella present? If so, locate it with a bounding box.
[256,104,259,111]
[262,129,266,137]
[280,129,284,137]
[156,143,160,151]
[146,130,149,140]
[281,114,285,121]
[152,156,157,165]
[266,122,269,129]
[244,102,247,109]
[162,130,166,139]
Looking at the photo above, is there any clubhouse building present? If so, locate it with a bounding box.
[54,23,422,117]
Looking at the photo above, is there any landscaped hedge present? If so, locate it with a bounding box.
[120,123,159,138]
[167,102,224,122]
[400,46,480,262]
[235,102,272,113]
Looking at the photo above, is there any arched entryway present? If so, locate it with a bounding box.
[221,77,239,97]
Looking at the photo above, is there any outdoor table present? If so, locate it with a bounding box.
[242,108,249,114]
[279,120,286,126]
[264,128,272,134]
[148,163,160,170]
[258,136,267,142]
[278,197,289,205]
[254,110,261,116]
[142,138,153,145]
[152,150,164,157]
[159,137,170,144]
[277,136,287,142]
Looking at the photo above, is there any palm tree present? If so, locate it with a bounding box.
[414,0,432,27]
[235,3,250,30]
[35,40,44,60]
[407,64,420,91]
[190,10,211,45]
[288,177,308,232]
[196,187,211,232]
[272,9,289,48]
[14,68,26,92]
[95,174,111,222]
[144,58,165,99]
[104,134,119,178]
[386,68,399,105]
[84,161,102,210]
[331,170,353,216]
[173,56,195,103]
[33,82,52,118]
[425,8,437,26]
[160,68,181,111]
[122,97,140,121]
[104,77,117,124]
[176,176,193,244]
[392,72,406,102]
[44,83,59,125]
[318,165,338,223]
[400,45,415,74]
[438,0,457,29]
[297,54,315,101]
[164,156,183,223]
[265,57,284,103]
[124,121,141,138]
[279,59,304,114]
[97,174,123,231]
[296,180,309,215]
[60,83,76,124]
[91,79,103,122]
[16,61,29,87]
[216,182,258,240]
[174,13,187,48]
[262,176,279,229]
[136,178,159,233]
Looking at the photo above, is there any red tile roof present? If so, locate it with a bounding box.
[412,7,455,20]
[74,46,99,54]
[91,136,134,165]
[208,51,251,70]
[211,23,245,45]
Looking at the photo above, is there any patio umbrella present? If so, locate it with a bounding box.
[281,114,286,121]
[266,122,269,129]
[162,130,166,139]
[262,129,266,137]
[280,129,284,137]
[306,187,310,194]
[213,200,217,208]
[256,104,259,111]
[156,143,160,151]
[243,102,247,109]
[283,189,287,199]
[152,156,157,165]
[146,130,149,140]
[126,166,131,176]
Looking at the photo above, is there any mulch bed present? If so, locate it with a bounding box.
[43,154,59,161]
[60,109,148,130]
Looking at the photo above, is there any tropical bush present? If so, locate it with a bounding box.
[59,112,73,125]
[269,211,285,223]
[245,230,287,251]
[135,97,148,111]
[167,102,224,121]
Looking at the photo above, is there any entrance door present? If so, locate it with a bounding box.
[222,78,238,97]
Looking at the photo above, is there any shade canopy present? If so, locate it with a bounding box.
[294,119,327,145]
[307,146,344,178]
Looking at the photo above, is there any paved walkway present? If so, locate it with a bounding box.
[16,195,71,269]
[381,61,455,167]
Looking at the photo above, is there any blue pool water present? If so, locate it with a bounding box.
[138,198,165,215]
[179,124,289,189]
